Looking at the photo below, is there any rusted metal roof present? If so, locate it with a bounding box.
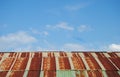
[0,52,120,77]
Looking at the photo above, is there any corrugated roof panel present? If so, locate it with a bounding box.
[58,57,71,70]
[56,71,76,77]
[47,52,55,57]
[0,70,120,77]
[83,52,93,58]
[44,71,56,77]
[85,57,101,70]
[34,52,42,57]
[75,70,87,77]
[71,56,86,70]
[0,53,4,57]
[27,71,40,77]
[43,57,56,70]
[109,57,120,69]
[59,52,67,57]
[95,52,106,58]
[106,71,120,77]
[8,71,24,77]
[108,52,119,58]
[29,57,42,70]
[0,58,14,71]
[116,53,120,57]
[78,53,85,57]
[87,70,103,77]
[54,52,60,57]
[103,53,110,57]
[11,58,28,71]
[0,71,8,77]
[66,52,72,57]
[0,52,120,77]
[98,57,117,70]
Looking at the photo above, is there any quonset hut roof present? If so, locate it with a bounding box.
[0,51,120,77]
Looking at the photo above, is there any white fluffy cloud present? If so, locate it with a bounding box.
[0,31,37,51]
[62,43,85,51]
[109,44,120,51]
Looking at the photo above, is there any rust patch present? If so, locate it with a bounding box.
[85,57,101,70]
[98,57,117,70]
[43,57,56,70]
[0,71,8,77]
[0,58,14,71]
[27,71,40,77]
[59,57,71,70]
[71,54,86,70]
[9,71,24,77]
[12,58,28,70]
[29,57,42,70]
[106,71,120,77]
[88,70,103,77]
[44,71,56,77]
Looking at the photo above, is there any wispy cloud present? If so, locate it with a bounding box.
[78,25,91,32]
[65,3,90,11]
[56,22,74,30]
[109,44,120,51]
[46,22,74,31]
[62,43,85,51]
[0,24,7,29]
[46,22,92,32]
[30,28,49,36]
[0,31,37,51]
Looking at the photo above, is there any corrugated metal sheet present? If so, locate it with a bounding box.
[0,52,120,77]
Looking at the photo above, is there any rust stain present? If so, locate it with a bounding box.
[88,70,103,77]
[44,71,56,77]
[85,57,101,70]
[12,58,28,70]
[9,71,24,77]
[106,71,120,77]
[59,57,71,70]
[75,71,85,77]
[27,71,40,77]
[108,52,119,58]
[59,52,67,56]
[29,57,42,70]
[48,52,55,57]
[98,57,117,70]
[43,57,56,70]
[0,52,120,77]
[109,57,120,69]
[0,58,14,70]
[0,71,8,77]
[71,53,86,70]
[0,53,4,57]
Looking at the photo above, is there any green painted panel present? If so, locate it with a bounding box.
[40,71,44,77]
[102,70,108,77]
[57,70,76,77]
[118,71,120,75]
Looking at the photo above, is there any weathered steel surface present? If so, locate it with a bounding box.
[0,58,14,70]
[0,52,120,77]
[27,71,40,77]
[43,57,56,70]
[71,53,86,70]
[59,57,71,70]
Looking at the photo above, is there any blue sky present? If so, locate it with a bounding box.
[0,0,120,51]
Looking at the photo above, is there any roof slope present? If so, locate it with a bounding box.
[0,52,120,77]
